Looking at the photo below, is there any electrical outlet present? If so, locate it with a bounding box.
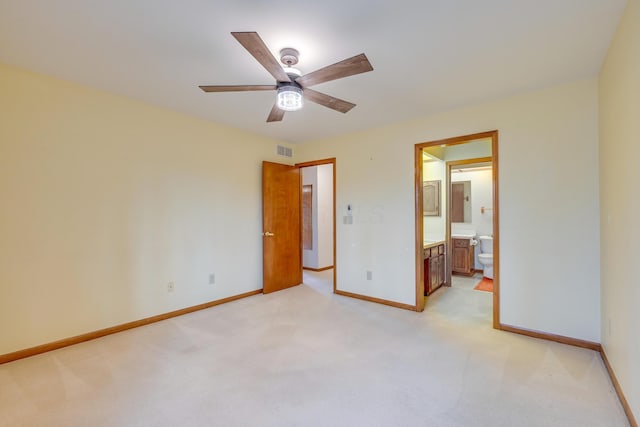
[168,281,175,292]
[366,271,373,280]
[209,273,215,285]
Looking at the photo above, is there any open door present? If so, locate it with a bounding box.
[262,161,302,294]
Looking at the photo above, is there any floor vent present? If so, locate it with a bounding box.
[276,145,293,158]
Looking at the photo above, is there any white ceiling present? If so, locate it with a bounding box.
[0,0,627,144]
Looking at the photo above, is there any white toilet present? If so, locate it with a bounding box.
[477,236,494,279]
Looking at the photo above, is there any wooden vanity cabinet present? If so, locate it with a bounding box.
[452,238,475,276]
[424,242,446,295]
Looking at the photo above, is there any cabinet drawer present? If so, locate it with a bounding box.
[453,239,469,248]
[424,243,445,259]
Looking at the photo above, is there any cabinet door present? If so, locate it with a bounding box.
[430,256,439,291]
[438,253,446,286]
[452,247,468,273]
[452,239,471,274]
[423,258,430,295]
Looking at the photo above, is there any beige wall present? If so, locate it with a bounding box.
[0,61,607,359]
[0,63,289,354]
[298,79,601,342]
[599,0,640,420]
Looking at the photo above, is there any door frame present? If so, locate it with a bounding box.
[414,130,500,328]
[295,158,337,293]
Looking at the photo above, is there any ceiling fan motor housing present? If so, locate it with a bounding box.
[280,48,299,66]
[277,79,302,91]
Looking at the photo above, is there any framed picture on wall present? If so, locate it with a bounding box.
[423,180,441,216]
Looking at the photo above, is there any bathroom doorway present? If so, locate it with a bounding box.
[447,158,494,299]
[414,131,500,328]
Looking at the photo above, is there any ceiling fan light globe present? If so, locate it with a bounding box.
[277,86,303,111]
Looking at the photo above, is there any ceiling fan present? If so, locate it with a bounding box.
[199,32,374,122]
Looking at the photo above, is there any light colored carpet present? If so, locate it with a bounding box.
[0,270,629,426]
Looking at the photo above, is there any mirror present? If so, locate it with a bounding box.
[451,180,471,223]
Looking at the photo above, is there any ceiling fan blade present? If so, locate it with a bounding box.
[267,103,285,122]
[296,53,373,87]
[304,88,356,113]
[231,32,291,83]
[199,85,277,92]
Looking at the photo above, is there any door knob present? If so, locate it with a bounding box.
[263,231,275,237]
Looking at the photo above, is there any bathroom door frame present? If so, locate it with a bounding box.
[414,130,500,329]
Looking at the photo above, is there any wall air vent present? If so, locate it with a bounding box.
[276,145,293,158]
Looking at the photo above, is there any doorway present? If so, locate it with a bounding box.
[414,131,500,328]
[262,158,337,294]
[298,160,336,293]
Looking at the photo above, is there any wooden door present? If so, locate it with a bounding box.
[262,161,302,294]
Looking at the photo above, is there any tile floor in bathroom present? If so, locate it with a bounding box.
[450,271,485,291]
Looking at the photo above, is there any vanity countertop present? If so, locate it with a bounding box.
[423,240,445,249]
[451,232,476,239]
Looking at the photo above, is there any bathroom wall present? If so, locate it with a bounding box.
[422,160,446,241]
[451,168,494,269]
[423,140,492,242]
[296,78,600,342]
[599,0,640,421]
